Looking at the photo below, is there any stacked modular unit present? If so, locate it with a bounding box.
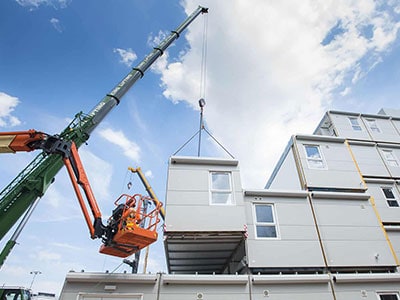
[60,108,400,300]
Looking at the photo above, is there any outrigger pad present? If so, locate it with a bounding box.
[99,227,158,258]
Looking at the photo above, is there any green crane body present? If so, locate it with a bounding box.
[0,6,208,267]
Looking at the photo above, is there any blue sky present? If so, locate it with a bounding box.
[1,0,400,295]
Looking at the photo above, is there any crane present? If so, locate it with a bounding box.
[0,6,208,268]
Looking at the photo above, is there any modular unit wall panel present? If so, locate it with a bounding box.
[165,156,246,232]
[244,192,326,269]
[386,230,400,263]
[310,194,396,268]
[295,136,364,190]
[266,147,302,190]
[333,275,400,300]
[377,145,400,178]
[364,182,400,223]
[361,114,399,142]
[327,112,371,140]
[251,278,333,300]
[348,143,390,177]
[391,118,400,136]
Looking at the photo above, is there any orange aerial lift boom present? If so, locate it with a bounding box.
[0,130,162,258]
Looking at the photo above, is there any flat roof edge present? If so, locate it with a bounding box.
[311,191,370,200]
[245,189,308,198]
[170,156,239,166]
[295,134,346,143]
[252,274,330,284]
[65,272,158,283]
[333,273,400,283]
[162,274,248,285]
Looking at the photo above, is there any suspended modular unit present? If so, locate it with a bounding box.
[164,156,247,274]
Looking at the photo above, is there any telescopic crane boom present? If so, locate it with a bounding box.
[0,6,208,267]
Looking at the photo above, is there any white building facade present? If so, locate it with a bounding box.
[60,109,400,300]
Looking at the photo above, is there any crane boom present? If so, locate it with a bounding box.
[0,6,208,243]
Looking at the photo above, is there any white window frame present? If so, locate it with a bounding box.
[253,203,279,239]
[366,118,381,133]
[381,187,399,208]
[348,117,362,131]
[304,144,327,170]
[381,149,400,167]
[376,292,400,300]
[209,171,234,205]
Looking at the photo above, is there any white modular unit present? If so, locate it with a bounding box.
[364,180,400,223]
[164,156,247,274]
[310,192,397,268]
[348,141,391,177]
[165,156,246,232]
[294,135,364,191]
[244,190,326,270]
[324,111,371,140]
[361,114,399,142]
[377,144,400,178]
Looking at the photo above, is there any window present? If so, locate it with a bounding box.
[254,204,278,238]
[378,293,399,300]
[381,149,400,167]
[210,171,233,205]
[348,117,362,131]
[382,187,399,207]
[304,145,326,169]
[366,118,381,133]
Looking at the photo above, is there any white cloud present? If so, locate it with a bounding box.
[98,128,141,163]
[79,148,113,202]
[113,48,138,67]
[154,0,400,188]
[16,0,70,9]
[144,169,153,178]
[0,91,21,127]
[50,17,63,32]
[36,249,61,261]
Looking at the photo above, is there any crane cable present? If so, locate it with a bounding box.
[199,12,208,99]
[173,12,234,159]
[197,13,208,156]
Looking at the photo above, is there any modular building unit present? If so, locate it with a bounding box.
[164,156,247,274]
[309,191,397,270]
[59,272,400,300]
[243,189,326,271]
[267,135,365,192]
[314,110,400,142]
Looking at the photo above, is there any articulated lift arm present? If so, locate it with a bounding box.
[0,6,207,267]
[0,130,162,258]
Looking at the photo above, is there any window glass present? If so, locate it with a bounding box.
[211,192,232,204]
[255,204,273,222]
[382,187,399,208]
[348,117,362,131]
[211,172,231,190]
[254,204,278,238]
[210,172,232,205]
[304,145,326,169]
[378,293,399,300]
[256,226,277,238]
[366,119,381,133]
